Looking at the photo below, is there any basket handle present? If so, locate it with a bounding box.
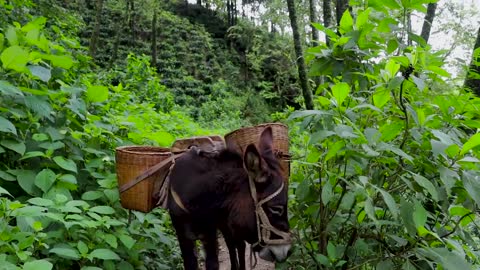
[119,152,185,193]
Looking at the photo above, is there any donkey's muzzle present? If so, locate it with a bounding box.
[258,244,292,262]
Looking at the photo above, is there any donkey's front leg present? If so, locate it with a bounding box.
[202,231,219,270]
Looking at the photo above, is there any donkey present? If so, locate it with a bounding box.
[167,127,292,270]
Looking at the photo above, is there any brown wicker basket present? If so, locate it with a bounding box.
[224,123,291,181]
[115,146,172,213]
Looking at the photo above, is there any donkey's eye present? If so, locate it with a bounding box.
[269,206,284,216]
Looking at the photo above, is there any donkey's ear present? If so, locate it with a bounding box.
[244,144,268,183]
[258,126,274,155]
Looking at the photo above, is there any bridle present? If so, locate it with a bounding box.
[248,174,291,248]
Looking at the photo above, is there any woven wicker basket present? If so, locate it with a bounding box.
[115,146,172,213]
[224,123,290,181]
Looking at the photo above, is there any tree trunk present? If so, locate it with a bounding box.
[464,27,480,96]
[151,9,157,68]
[286,0,314,110]
[89,0,103,58]
[420,3,437,43]
[407,10,412,45]
[335,0,349,27]
[233,0,237,25]
[227,0,231,26]
[309,0,319,46]
[323,0,332,46]
[197,0,201,6]
[109,20,120,68]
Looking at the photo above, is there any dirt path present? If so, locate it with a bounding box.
[199,236,275,270]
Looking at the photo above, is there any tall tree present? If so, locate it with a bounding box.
[309,0,319,46]
[323,0,332,46]
[335,0,349,27]
[464,27,480,96]
[151,9,157,68]
[286,0,314,110]
[89,0,103,58]
[420,2,437,43]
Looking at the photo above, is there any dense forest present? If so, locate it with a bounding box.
[1,0,480,269]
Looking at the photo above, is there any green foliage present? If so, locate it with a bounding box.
[282,2,480,270]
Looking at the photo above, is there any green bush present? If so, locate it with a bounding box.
[281,6,480,270]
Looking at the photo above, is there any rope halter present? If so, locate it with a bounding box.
[248,175,291,249]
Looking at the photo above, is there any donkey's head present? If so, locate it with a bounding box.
[243,127,292,262]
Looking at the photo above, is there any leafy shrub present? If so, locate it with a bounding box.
[281,5,480,270]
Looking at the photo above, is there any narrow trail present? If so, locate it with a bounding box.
[199,236,275,270]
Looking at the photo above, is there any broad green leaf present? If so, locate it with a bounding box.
[22,260,53,270]
[28,197,53,206]
[81,267,102,270]
[412,75,425,91]
[373,87,390,108]
[1,140,26,155]
[426,65,450,77]
[32,133,49,142]
[339,10,353,34]
[119,234,136,250]
[28,65,51,82]
[364,197,376,222]
[0,171,16,181]
[327,242,337,260]
[449,206,471,217]
[1,46,28,72]
[462,172,480,207]
[387,39,398,54]
[325,141,345,162]
[418,248,470,270]
[39,141,64,151]
[331,82,350,106]
[0,116,17,135]
[438,166,457,195]
[391,56,410,67]
[412,173,438,201]
[334,124,358,139]
[12,206,46,217]
[413,200,427,229]
[19,151,46,160]
[78,241,89,255]
[400,199,416,236]
[58,174,77,184]
[321,181,333,205]
[385,59,400,78]
[378,142,413,162]
[375,187,399,219]
[15,170,37,195]
[50,246,80,260]
[5,26,18,45]
[82,191,103,201]
[0,186,13,197]
[25,95,52,119]
[86,85,109,103]
[53,156,77,173]
[355,8,371,29]
[460,133,480,155]
[379,121,403,142]
[0,80,23,96]
[104,234,118,248]
[35,169,56,193]
[402,260,415,270]
[87,249,121,261]
[45,54,73,69]
[377,259,394,270]
[89,206,115,215]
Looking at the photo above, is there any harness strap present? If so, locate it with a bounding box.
[119,153,184,193]
[171,187,189,213]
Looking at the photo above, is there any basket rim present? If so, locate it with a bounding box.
[116,145,171,155]
[224,122,288,138]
